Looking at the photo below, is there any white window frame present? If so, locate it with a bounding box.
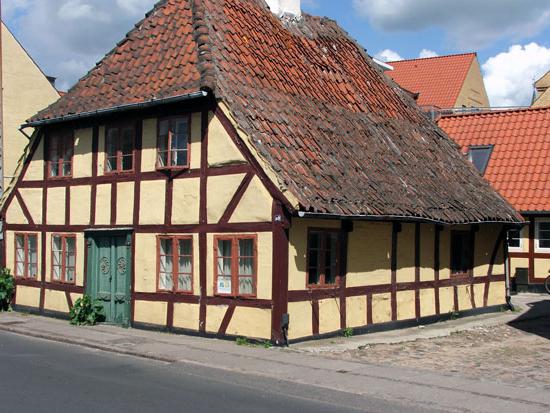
[535,218,550,252]
[507,228,524,252]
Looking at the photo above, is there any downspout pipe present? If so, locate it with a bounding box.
[504,232,514,311]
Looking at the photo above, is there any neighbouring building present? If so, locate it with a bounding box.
[439,107,550,292]
[532,71,550,108]
[0,0,520,343]
[1,21,61,193]
[387,53,490,111]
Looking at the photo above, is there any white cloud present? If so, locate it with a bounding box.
[4,0,157,90]
[375,49,403,62]
[482,43,550,107]
[419,49,439,58]
[353,0,550,49]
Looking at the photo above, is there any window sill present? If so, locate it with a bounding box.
[214,294,258,300]
[104,170,135,176]
[47,175,73,181]
[306,285,340,290]
[50,280,77,286]
[157,289,194,295]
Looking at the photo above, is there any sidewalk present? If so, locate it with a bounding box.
[1,294,549,413]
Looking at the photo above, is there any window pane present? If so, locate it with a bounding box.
[159,120,170,137]
[325,233,338,284]
[179,256,192,275]
[468,146,493,175]
[308,267,319,285]
[171,132,186,151]
[53,236,62,252]
[451,232,470,274]
[239,276,254,295]
[217,276,232,294]
[157,151,168,167]
[309,232,320,249]
[66,237,76,254]
[106,129,118,157]
[175,118,188,135]
[238,258,254,276]
[66,268,75,282]
[160,253,173,276]
[217,258,232,276]
[239,239,254,257]
[507,230,521,248]
[178,239,192,256]
[29,264,38,278]
[218,240,232,258]
[159,272,173,290]
[171,149,188,167]
[16,262,25,277]
[122,128,134,156]
[160,239,172,256]
[178,274,192,292]
[121,155,133,171]
[62,161,72,176]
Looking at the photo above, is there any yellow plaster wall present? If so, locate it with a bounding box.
[474,224,503,277]
[371,293,392,324]
[1,23,60,190]
[419,288,436,317]
[534,258,550,280]
[70,185,91,225]
[288,218,340,291]
[396,290,415,320]
[420,224,435,281]
[139,180,166,225]
[44,289,69,313]
[173,303,200,331]
[474,284,485,308]
[116,182,134,225]
[226,307,271,339]
[134,301,167,326]
[73,128,93,178]
[510,257,529,278]
[346,295,367,328]
[207,112,246,166]
[206,232,271,299]
[205,304,228,333]
[318,298,341,334]
[456,285,473,311]
[455,59,490,108]
[487,281,506,306]
[46,187,65,225]
[23,138,44,181]
[15,285,40,308]
[70,293,83,306]
[439,286,455,314]
[172,178,200,225]
[396,224,415,283]
[207,173,245,223]
[94,184,111,225]
[141,119,157,172]
[6,196,28,225]
[287,301,312,339]
[19,188,43,224]
[347,221,392,287]
[229,176,272,223]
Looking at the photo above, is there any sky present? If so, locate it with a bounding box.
[3,0,550,107]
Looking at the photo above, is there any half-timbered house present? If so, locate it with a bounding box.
[1,0,521,343]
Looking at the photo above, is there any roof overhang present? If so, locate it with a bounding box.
[23,91,209,128]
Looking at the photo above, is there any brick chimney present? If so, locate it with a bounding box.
[265,0,301,18]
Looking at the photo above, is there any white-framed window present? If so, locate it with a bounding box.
[507,228,524,252]
[535,219,550,252]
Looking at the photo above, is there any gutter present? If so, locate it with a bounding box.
[23,91,209,128]
[296,211,522,226]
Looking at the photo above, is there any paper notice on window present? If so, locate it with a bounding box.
[217,277,232,294]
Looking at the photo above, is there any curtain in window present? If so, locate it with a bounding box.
[177,239,192,291]
[28,236,38,278]
[159,239,173,290]
[238,239,254,295]
[15,235,25,276]
[217,240,232,294]
[52,236,62,280]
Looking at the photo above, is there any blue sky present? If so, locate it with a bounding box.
[4,0,550,106]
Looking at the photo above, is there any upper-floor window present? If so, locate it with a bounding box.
[52,234,76,284]
[48,130,73,178]
[507,228,523,251]
[157,116,190,169]
[158,236,193,293]
[105,123,135,173]
[535,220,550,251]
[215,235,256,297]
[307,230,339,287]
[15,233,38,279]
[450,231,472,276]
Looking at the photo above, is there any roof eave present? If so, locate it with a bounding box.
[24,91,209,128]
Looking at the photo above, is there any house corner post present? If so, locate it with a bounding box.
[271,200,289,345]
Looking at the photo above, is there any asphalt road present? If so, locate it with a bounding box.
[0,331,440,413]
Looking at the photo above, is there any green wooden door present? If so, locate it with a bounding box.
[86,233,131,325]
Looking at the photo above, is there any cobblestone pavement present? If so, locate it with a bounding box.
[330,316,550,389]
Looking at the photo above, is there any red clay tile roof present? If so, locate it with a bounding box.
[388,53,476,109]
[29,0,520,224]
[438,107,550,213]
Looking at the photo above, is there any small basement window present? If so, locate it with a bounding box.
[450,231,472,276]
[307,230,340,287]
[468,145,494,175]
[507,228,523,250]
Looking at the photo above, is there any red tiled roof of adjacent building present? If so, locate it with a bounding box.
[388,53,476,109]
[438,107,550,212]
[27,0,520,224]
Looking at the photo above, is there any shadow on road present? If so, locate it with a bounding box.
[507,299,550,340]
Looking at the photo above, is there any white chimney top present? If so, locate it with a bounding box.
[266,0,301,18]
